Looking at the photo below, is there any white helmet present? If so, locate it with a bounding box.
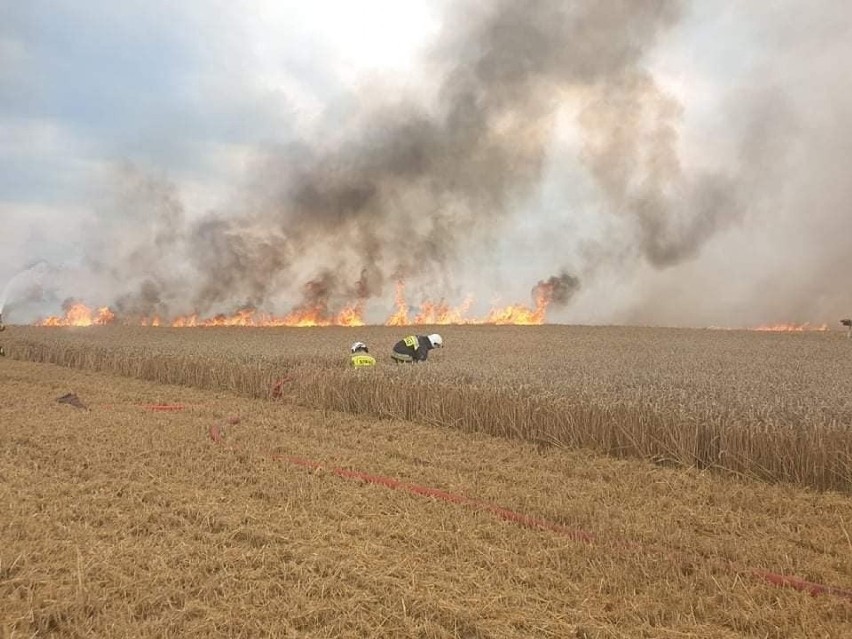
[428,333,443,348]
[350,341,369,354]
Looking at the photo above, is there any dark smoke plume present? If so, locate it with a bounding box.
[8,1,851,327]
[101,0,706,318]
[70,0,784,325]
[293,272,336,318]
[533,272,581,307]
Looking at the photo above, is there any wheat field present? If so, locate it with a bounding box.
[4,325,852,492]
[1,357,851,637]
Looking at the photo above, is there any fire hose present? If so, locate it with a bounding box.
[208,423,852,603]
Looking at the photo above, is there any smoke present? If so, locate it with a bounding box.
[606,0,852,326]
[292,271,338,319]
[10,0,851,325]
[78,163,190,319]
[94,0,693,318]
[578,71,741,267]
[533,272,581,307]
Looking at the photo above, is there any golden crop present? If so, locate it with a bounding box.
[5,324,852,491]
[4,357,851,637]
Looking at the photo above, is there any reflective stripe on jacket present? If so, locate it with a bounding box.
[350,354,376,368]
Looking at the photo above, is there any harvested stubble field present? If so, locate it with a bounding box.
[1,358,851,638]
[4,325,852,492]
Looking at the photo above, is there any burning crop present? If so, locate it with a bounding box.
[35,301,116,327]
[33,276,573,328]
[752,323,830,332]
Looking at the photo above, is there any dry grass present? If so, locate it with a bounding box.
[1,359,851,638]
[4,325,852,492]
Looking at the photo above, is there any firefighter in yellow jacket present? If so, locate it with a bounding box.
[349,341,376,368]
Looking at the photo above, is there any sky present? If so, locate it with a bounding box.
[1,0,851,326]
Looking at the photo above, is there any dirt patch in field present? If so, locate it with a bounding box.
[1,360,850,637]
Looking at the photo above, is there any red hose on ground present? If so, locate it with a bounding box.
[209,428,851,602]
[275,454,596,543]
[141,403,188,411]
[94,403,191,410]
[753,570,852,600]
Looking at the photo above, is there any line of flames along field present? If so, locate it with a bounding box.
[32,300,832,333]
[707,323,831,332]
[33,281,554,328]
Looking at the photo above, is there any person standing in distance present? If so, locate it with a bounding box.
[391,333,443,363]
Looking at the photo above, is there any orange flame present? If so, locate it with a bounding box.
[384,281,547,326]
[34,279,556,327]
[36,302,115,327]
[385,281,410,326]
[752,322,829,332]
[169,304,365,328]
[335,303,366,327]
[483,303,544,325]
[413,296,475,325]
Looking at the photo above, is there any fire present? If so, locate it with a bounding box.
[36,302,115,327]
[172,307,257,327]
[171,313,199,328]
[753,323,829,332]
[385,281,410,326]
[272,304,362,328]
[708,322,832,332]
[483,303,544,326]
[413,296,475,325]
[335,303,366,327]
[170,305,365,328]
[33,279,556,327]
[383,281,547,326]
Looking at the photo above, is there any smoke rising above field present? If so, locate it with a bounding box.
[93,0,698,317]
[2,0,851,325]
[613,0,852,327]
[534,273,580,307]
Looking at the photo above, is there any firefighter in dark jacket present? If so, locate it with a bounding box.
[391,333,443,363]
